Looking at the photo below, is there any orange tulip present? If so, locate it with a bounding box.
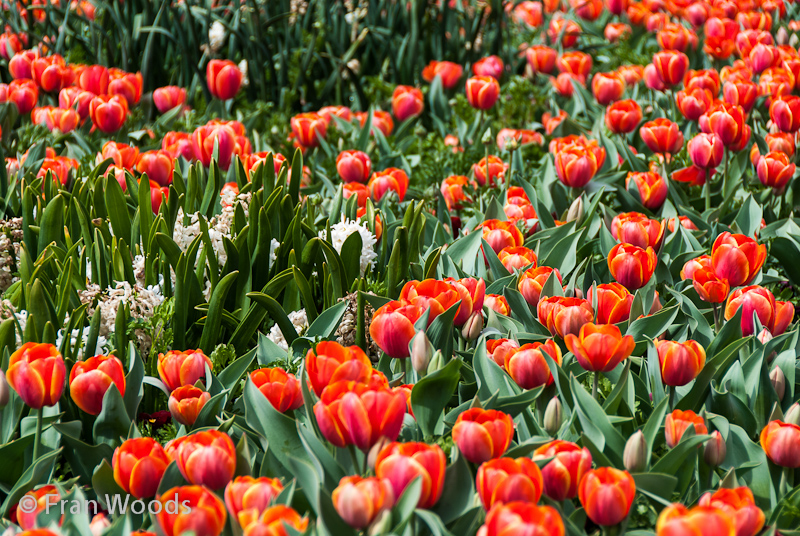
[533,440,592,501]
[147,180,169,214]
[445,277,486,325]
[136,150,174,187]
[554,144,598,188]
[16,485,60,530]
[579,467,636,526]
[476,457,544,509]
[153,86,187,113]
[168,385,210,427]
[369,167,409,202]
[691,267,730,304]
[557,51,592,81]
[723,79,758,113]
[657,340,706,387]
[587,283,634,324]
[519,266,562,307]
[760,420,800,468]
[108,69,143,106]
[538,296,595,339]
[757,151,796,191]
[155,486,227,536]
[318,105,352,125]
[32,105,79,133]
[290,112,327,148]
[700,102,746,148]
[478,502,565,536]
[452,408,514,464]
[525,45,557,74]
[7,343,65,409]
[473,155,508,186]
[441,175,474,211]
[639,118,684,155]
[750,132,795,165]
[548,17,581,47]
[485,295,511,316]
[224,476,284,528]
[206,59,242,100]
[486,338,520,368]
[565,323,635,373]
[375,442,446,509]
[166,430,236,489]
[592,72,625,105]
[656,504,735,536]
[58,87,94,121]
[97,141,139,170]
[356,110,394,137]
[652,50,689,87]
[241,505,308,536]
[676,87,713,121]
[704,18,738,60]
[480,220,524,254]
[89,94,128,133]
[698,487,764,536]
[157,349,213,393]
[665,409,708,448]
[724,285,794,337]
[37,155,79,185]
[422,60,463,89]
[336,150,371,184]
[770,95,800,133]
[250,367,303,413]
[112,437,171,499]
[77,64,110,94]
[68,354,126,415]
[162,131,195,161]
[498,246,537,272]
[628,170,669,210]
[657,22,692,51]
[711,232,766,287]
[611,212,665,250]
[392,85,424,121]
[314,381,406,450]
[191,122,237,170]
[505,341,562,389]
[605,99,643,134]
[305,341,372,396]
[370,300,425,358]
[332,476,395,530]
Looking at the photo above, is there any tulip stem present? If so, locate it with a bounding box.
[592,373,599,401]
[348,445,361,475]
[33,407,43,461]
[712,303,721,333]
[780,466,793,497]
[668,386,676,411]
[704,168,711,212]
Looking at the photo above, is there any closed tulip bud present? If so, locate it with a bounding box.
[770,367,786,401]
[623,431,647,473]
[7,343,66,409]
[168,385,210,427]
[206,59,242,100]
[466,76,500,110]
[112,437,171,498]
[656,504,736,536]
[411,331,433,375]
[368,436,393,471]
[368,509,392,536]
[155,486,227,536]
[657,340,706,387]
[452,408,514,464]
[543,397,562,436]
[703,431,727,466]
[5,79,39,115]
[336,150,372,184]
[165,430,236,489]
[567,196,584,223]
[0,370,8,408]
[69,354,127,415]
[579,467,636,526]
[783,402,800,426]
[332,476,395,530]
[462,311,484,340]
[158,349,213,392]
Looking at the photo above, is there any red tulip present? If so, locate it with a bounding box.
[700,102,746,148]
[375,442,446,509]
[336,150,372,184]
[77,64,110,94]
[498,246,537,272]
[240,504,308,536]
[466,76,500,110]
[7,343,66,409]
[761,420,800,468]
[607,243,657,290]
[473,155,508,187]
[625,171,668,210]
[392,85,424,121]
[168,386,210,427]
[557,51,592,80]
[356,110,394,137]
[112,437,171,499]
[332,476,395,530]
[757,151,796,191]
[166,430,236,489]
[32,106,79,133]
[16,485,60,530]
[486,338,520,368]
[422,60,463,89]
[441,175,475,210]
[769,95,800,133]
[725,285,794,337]
[147,180,169,214]
[537,296,595,339]
[250,367,303,413]
[592,72,625,105]
[207,59,242,100]
[224,476,284,528]
[369,167,409,202]
[155,486,227,536]
[162,132,195,161]
[611,212,666,250]
[533,440,592,501]
[192,122,237,170]
[108,69,143,106]
[676,87,713,121]
[4,79,39,115]
[505,340,562,389]
[565,323,635,373]
[290,112,327,148]
[478,502,565,536]
[474,55,504,79]
[153,86,187,113]
[548,17,581,47]
[31,55,73,93]
[58,87,94,121]
[525,45,557,74]
[657,340,706,387]
[89,95,128,133]
[519,267,562,308]
[579,467,636,526]
[605,99,643,134]
[554,144,598,188]
[587,283,634,324]
[305,341,372,396]
[665,409,708,448]
[698,487,764,536]
[639,118,684,155]
[476,457,544,509]
[691,266,730,304]
[652,50,689,87]
[452,408,514,464]
[137,150,174,187]
[711,232,766,287]
[69,354,126,415]
[157,349,213,392]
[480,220,524,253]
[370,301,425,358]
[656,504,736,536]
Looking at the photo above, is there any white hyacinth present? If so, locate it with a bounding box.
[55,328,111,360]
[320,217,377,275]
[208,21,226,53]
[267,309,309,350]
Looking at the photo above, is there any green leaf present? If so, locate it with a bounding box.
[0,448,61,516]
[199,270,239,354]
[429,452,474,524]
[306,299,348,339]
[411,359,462,437]
[92,384,132,447]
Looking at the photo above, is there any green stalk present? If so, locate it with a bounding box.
[33,407,44,461]
[704,168,711,212]
[348,445,361,475]
[593,373,599,401]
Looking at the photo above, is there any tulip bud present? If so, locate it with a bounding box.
[367,436,392,471]
[770,367,786,401]
[623,431,647,473]
[703,431,727,467]
[777,27,789,46]
[566,196,584,223]
[462,311,483,341]
[0,370,9,408]
[785,402,800,426]
[427,350,445,375]
[757,328,773,345]
[411,331,433,376]
[482,128,493,145]
[543,397,562,436]
[367,509,392,536]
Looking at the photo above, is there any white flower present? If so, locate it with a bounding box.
[267,309,309,350]
[320,217,377,275]
[55,328,111,360]
[208,21,226,53]
[238,60,249,87]
[269,238,280,267]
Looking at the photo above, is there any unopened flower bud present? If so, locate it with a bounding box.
[770,367,786,401]
[785,402,800,426]
[703,431,727,467]
[427,350,445,375]
[411,331,434,376]
[367,509,392,536]
[543,397,562,436]
[0,370,8,408]
[462,311,483,341]
[505,137,520,152]
[777,27,789,46]
[481,128,493,145]
[623,430,647,473]
[757,328,773,345]
[566,195,584,223]
[367,436,392,471]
